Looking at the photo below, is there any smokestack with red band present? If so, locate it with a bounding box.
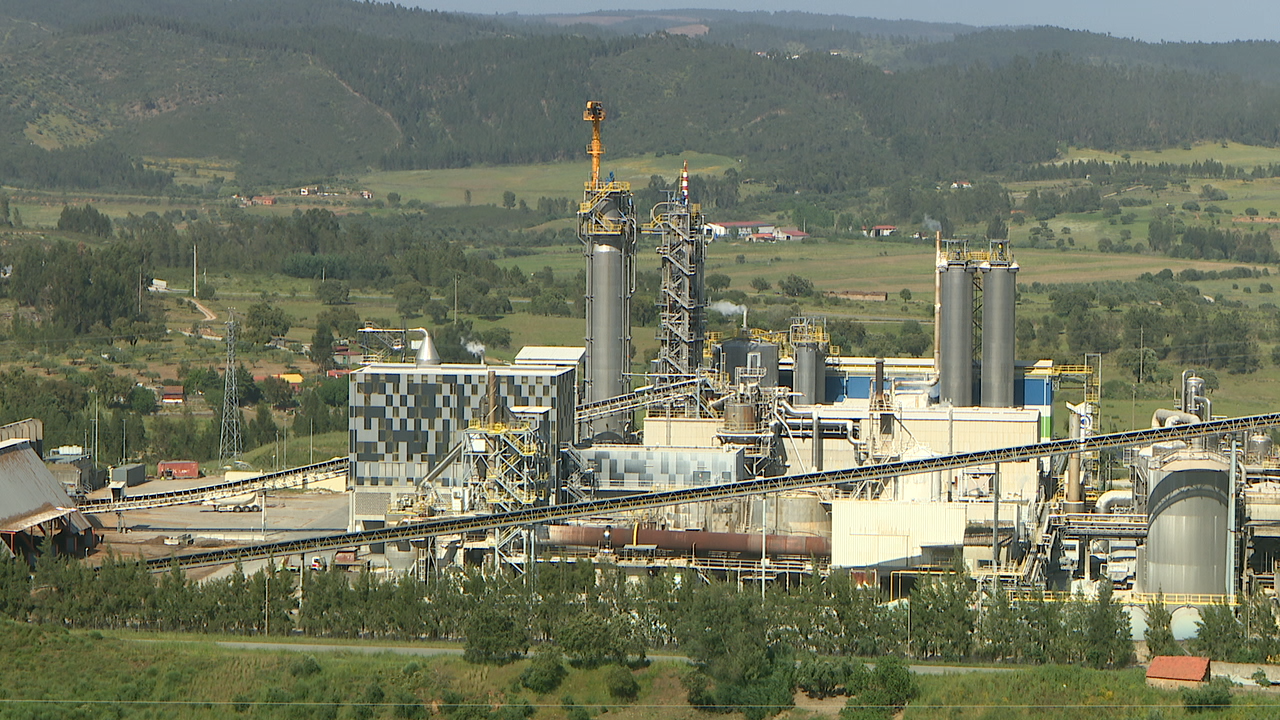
[680,160,689,204]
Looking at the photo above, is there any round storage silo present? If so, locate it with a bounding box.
[793,342,827,405]
[939,262,976,407]
[1143,453,1229,596]
[721,336,751,383]
[980,262,1018,408]
[588,242,628,435]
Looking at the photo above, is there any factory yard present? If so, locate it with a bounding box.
[87,480,347,573]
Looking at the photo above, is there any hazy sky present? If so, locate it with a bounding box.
[402,0,1280,43]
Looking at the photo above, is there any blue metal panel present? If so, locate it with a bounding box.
[1020,377,1052,406]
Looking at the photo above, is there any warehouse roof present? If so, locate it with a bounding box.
[0,439,87,535]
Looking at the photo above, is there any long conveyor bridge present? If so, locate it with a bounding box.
[81,458,349,514]
[143,412,1280,571]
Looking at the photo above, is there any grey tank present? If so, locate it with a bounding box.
[939,262,975,407]
[1144,454,1229,596]
[588,243,628,435]
[980,263,1018,408]
[793,343,826,404]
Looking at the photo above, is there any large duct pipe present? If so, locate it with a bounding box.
[587,242,628,436]
[980,262,1018,408]
[939,261,975,407]
[1096,489,1133,513]
[1067,410,1083,513]
[544,524,830,557]
[1153,409,1200,428]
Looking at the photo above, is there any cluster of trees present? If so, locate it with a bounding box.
[0,240,164,340]
[884,180,1010,235]
[56,204,113,237]
[1149,219,1279,263]
[0,558,1133,667]
[1015,273,1267,378]
[0,557,1150,717]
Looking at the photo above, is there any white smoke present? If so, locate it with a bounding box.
[464,340,486,358]
[922,214,942,232]
[710,300,748,317]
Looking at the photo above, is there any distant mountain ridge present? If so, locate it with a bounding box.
[3,0,1280,193]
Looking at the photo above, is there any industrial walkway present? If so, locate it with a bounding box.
[80,458,348,514]
[141,411,1280,571]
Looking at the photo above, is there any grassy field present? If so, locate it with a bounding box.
[360,151,739,208]
[1060,141,1280,167]
[3,624,1273,720]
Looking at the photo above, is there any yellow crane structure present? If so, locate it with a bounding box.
[584,101,606,189]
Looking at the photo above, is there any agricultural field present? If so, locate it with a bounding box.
[359,151,740,209]
[1060,141,1280,168]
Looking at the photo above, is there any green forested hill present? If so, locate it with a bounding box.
[6,1,1280,193]
[0,24,398,185]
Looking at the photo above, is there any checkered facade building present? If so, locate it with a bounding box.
[349,363,577,491]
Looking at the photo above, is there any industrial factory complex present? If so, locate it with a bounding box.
[7,102,1280,628]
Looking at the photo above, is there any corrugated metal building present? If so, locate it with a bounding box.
[0,439,96,563]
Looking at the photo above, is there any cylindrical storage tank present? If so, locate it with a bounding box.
[1248,433,1274,462]
[588,242,628,435]
[980,263,1018,408]
[721,337,751,382]
[939,262,976,407]
[747,340,780,387]
[1144,454,1230,596]
[723,401,757,433]
[793,343,827,404]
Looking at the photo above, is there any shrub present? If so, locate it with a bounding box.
[1182,678,1232,712]
[603,664,639,701]
[520,646,568,694]
[290,655,321,677]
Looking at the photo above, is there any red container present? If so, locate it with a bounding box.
[157,460,200,479]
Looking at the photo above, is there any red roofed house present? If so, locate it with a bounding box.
[1146,656,1210,689]
[868,225,897,238]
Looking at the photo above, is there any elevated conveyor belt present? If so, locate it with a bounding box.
[574,378,702,422]
[81,458,348,514]
[143,412,1280,571]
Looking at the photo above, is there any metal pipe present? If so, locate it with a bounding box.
[1229,438,1238,600]
[544,524,830,557]
[1095,489,1133,513]
[992,462,1000,569]
[811,409,823,472]
[1067,410,1083,513]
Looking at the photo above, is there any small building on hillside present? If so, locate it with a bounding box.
[867,225,898,238]
[161,386,185,405]
[0,439,97,563]
[1146,656,1210,690]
